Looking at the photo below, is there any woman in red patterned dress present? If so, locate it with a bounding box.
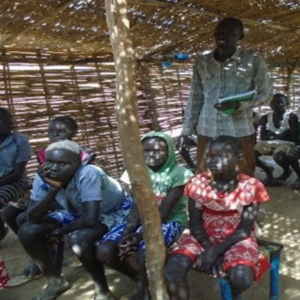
[165,135,270,300]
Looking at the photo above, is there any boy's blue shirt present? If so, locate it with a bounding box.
[0,133,31,180]
[31,164,125,216]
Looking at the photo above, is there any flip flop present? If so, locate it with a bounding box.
[7,274,43,287]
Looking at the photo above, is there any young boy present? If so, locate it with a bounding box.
[0,107,31,241]
[254,93,299,185]
[18,140,130,300]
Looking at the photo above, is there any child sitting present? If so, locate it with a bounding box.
[2,115,96,234]
[166,135,270,300]
[0,107,31,241]
[1,115,96,279]
[36,115,96,165]
[96,131,192,300]
[254,93,298,186]
[18,140,131,300]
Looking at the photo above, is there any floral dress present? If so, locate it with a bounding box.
[171,172,270,280]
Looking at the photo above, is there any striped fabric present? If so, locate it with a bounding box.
[0,181,29,207]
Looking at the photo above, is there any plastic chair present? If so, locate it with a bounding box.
[218,239,284,300]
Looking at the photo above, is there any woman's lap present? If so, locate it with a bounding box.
[169,232,267,280]
[100,221,184,249]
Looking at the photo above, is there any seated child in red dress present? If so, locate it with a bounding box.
[166,135,270,300]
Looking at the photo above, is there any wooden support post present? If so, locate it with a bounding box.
[285,58,298,108]
[105,1,169,300]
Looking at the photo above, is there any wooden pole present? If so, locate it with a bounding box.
[105,1,169,300]
[285,58,298,107]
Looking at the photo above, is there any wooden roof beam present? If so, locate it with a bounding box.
[0,0,80,47]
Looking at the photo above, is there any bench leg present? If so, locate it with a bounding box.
[219,278,233,300]
[270,253,281,300]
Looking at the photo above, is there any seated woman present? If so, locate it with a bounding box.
[96,131,192,300]
[166,135,270,300]
[17,140,131,300]
[0,107,31,241]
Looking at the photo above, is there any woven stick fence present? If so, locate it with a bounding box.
[0,49,299,178]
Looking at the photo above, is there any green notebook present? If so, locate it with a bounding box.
[219,90,256,116]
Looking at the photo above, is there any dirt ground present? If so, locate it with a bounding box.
[1,166,300,300]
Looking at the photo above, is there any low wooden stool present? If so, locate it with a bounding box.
[218,239,284,300]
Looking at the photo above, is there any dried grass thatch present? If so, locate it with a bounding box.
[0,1,300,65]
[1,1,300,177]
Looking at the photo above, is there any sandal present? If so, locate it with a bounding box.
[7,274,43,287]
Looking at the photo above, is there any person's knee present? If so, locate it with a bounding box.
[273,151,287,164]
[16,211,27,228]
[68,229,95,256]
[228,265,254,291]
[18,222,43,245]
[165,254,191,283]
[1,206,18,223]
[96,241,118,263]
[287,147,299,161]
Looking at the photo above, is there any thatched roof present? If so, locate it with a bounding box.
[0,0,300,65]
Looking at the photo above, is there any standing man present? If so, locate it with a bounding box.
[179,17,272,175]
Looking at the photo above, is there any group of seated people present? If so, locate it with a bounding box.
[0,106,274,300]
[179,93,300,189]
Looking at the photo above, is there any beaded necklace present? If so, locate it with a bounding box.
[210,172,239,193]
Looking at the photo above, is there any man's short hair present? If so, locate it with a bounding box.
[218,17,245,40]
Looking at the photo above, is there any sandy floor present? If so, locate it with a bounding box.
[1,167,300,300]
